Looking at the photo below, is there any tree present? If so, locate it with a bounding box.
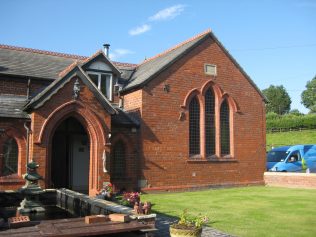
[289,109,303,116]
[262,85,291,115]
[301,75,316,113]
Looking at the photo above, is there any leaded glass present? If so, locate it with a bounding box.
[2,138,18,176]
[189,97,200,155]
[205,89,216,156]
[220,100,230,155]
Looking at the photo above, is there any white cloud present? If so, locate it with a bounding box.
[149,4,186,21]
[109,49,134,60]
[129,24,151,36]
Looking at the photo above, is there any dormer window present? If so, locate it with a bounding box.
[87,72,113,101]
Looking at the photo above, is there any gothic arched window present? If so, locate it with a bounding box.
[1,138,18,176]
[112,141,126,178]
[205,89,216,156]
[189,97,200,156]
[220,99,230,155]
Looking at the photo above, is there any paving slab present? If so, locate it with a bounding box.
[154,214,236,237]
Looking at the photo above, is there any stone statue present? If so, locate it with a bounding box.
[143,201,152,215]
[22,161,43,187]
[133,202,140,214]
[18,161,45,213]
[73,79,81,100]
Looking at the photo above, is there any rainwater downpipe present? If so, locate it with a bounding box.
[26,77,31,100]
[24,121,31,166]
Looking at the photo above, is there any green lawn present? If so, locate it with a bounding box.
[142,186,316,237]
[266,129,316,150]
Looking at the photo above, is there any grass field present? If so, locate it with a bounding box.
[266,129,316,150]
[142,186,316,237]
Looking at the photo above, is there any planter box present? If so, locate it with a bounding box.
[170,225,202,237]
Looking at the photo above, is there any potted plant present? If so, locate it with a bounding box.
[96,182,113,200]
[169,210,209,237]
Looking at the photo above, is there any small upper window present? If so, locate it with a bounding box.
[88,72,113,101]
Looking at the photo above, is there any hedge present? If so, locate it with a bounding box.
[266,113,316,130]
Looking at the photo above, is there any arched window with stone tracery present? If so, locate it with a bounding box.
[1,137,18,176]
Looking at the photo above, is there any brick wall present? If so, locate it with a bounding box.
[123,90,142,114]
[29,79,51,96]
[0,36,266,193]
[0,75,51,97]
[264,172,316,189]
[0,75,27,95]
[135,36,266,190]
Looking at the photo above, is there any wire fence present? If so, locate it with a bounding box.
[266,144,289,151]
[267,127,316,133]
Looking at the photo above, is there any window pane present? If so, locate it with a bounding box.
[189,97,200,155]
[2,138,18,176]
[220,100,230,155]
[106,75,111,99]
[100,74,108,97]
[205,89,216,156]
[88,74,99,88]
[112,141,126,178]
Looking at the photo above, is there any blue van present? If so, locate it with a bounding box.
[267,145,316,172]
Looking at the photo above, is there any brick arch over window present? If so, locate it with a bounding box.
[221,92,240,113]
[37,100,108,194]
[181,88,201,109]
[201,80,223,98]
[0,127,26,177]
[182,81,237,159]
[111,134,134,159]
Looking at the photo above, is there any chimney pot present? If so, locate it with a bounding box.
[103,43,110,57]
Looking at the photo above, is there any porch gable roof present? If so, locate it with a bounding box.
[24,64,117,115]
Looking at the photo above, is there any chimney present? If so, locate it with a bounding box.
[103,43,110,57]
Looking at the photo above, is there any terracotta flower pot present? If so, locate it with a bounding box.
[169,225,202,237]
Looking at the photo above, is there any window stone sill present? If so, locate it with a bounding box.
[186,158,238,163]
[0,174,24,183]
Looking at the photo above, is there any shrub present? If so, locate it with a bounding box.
[115,192,141,207]
[172,209,209,229]
[266,113,316,130]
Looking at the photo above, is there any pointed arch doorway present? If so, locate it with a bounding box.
[51,117,90,194]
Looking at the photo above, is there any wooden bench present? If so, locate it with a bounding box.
[0,217,153,236]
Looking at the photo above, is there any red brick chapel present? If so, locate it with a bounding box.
[0,30,266,195]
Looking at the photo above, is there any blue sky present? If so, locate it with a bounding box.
[1,0,315,113]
